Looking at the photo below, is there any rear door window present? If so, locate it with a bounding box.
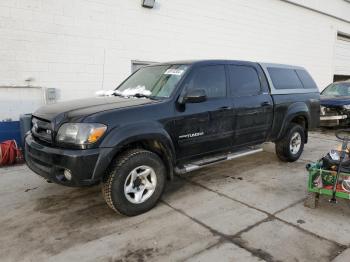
[228,65,261,96]
[267,67,304,89]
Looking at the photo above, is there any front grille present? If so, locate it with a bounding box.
[321,107,342,116]
[26,150,52,174]
[31,117,53,144]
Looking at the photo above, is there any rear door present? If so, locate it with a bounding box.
[174,64,234,160]
[228,63,273,147]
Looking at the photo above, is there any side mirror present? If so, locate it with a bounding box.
[183,89,207,103]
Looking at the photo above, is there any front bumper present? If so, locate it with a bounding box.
[320,114,347,127]
[25,134,113,187]
[320,115,347,121]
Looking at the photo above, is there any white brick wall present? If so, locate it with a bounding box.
[1,0,350,119]
[0,86,45,120]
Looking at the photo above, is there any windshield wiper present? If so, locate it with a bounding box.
[112,92,123,97]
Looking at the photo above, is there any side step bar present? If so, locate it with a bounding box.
[175,147,263,174]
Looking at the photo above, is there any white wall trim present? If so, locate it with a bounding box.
[280,0,350,23]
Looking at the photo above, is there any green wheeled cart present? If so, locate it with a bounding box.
[305,129,350,208]
[305,162,350,208]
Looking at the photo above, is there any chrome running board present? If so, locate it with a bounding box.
[175,146,263,174]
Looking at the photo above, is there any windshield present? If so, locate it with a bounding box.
[116,64,189,98]
[322,82,350,96]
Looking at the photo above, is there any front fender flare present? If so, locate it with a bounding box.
[93,122,176,180]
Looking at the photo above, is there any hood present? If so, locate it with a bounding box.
[33,96,157,121]
[320,95,350,107]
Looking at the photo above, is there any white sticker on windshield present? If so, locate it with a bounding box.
[164,69,184,76]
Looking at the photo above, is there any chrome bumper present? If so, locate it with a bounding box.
[320,115,347,121]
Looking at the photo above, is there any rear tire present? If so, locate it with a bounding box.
[102,149,166,216]
[275,123,305,162]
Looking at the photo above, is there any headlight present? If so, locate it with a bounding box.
[56,123,107,145]
[343,105,350,110]
[320,106,326,115]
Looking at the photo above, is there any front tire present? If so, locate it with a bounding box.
[275,123,305,162]
[102,149,166,216]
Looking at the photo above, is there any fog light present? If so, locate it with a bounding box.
[64,169,72,181]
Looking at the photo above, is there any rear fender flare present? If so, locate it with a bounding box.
[277,102,310,141]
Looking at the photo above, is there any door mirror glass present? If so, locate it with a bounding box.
[183,89,207,103]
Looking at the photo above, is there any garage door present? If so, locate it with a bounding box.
[334,32,350,81]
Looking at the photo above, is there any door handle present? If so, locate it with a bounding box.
[218,106,233,111]
[261,102,271,107]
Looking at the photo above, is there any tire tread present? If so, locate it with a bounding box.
[102,148,164,215]
[102,149,153,214]
[275,123,305,162]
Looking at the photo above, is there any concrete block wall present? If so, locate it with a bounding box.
[0,0,350,119]
[0,86,44,120]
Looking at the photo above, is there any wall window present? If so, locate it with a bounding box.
[228,65,261,96]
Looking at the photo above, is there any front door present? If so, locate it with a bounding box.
[173,65,234,161]
[228,63,273,147]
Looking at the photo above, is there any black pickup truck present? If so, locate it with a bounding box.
[25,60,320,216]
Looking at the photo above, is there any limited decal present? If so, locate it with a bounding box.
[164,69,184,76]
[179,132,204,139]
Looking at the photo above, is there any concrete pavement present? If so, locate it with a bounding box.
[0,130,349,261]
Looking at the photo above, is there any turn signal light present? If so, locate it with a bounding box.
[88,126,107,143]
